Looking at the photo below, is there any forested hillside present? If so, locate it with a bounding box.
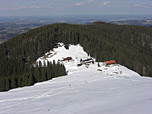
[0,22,152,91]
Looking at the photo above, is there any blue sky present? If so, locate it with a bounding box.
[0,0,152,16]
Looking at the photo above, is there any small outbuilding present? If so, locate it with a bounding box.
[80,58,94,64]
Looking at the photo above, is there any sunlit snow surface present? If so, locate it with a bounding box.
[0,44,152,114]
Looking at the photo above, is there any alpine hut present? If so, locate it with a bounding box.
[105,60,116,66]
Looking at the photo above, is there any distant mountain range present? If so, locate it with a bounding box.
[0,15,152,43]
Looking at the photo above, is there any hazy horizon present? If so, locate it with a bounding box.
[0,0,152,16]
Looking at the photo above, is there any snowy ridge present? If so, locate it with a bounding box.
[1,43,152,114]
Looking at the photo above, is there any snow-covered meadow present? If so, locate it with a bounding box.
[0,44,152,114]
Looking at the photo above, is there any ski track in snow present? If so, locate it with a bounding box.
[0,72,109,112]
[0,72,143,113]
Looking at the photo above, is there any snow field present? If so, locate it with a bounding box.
[0,43,152,114]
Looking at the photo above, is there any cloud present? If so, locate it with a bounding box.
[134,3,152,8]
[0,5,51,10]
[75,0,94,6]
[103,1,110,6]
[75,2,86,6]
[100,1,111,7]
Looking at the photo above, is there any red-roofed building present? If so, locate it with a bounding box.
[105,60,116,65]
[63,57,72,61]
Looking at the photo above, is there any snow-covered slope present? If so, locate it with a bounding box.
[0,43,152,114]
[36,43,140,77]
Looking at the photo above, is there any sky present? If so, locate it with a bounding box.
[0,0,152,16]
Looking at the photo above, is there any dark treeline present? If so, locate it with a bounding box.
[0,22,152,91]
[0,26,67,91]
[0,61,66,91]
[52,22,152,76]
